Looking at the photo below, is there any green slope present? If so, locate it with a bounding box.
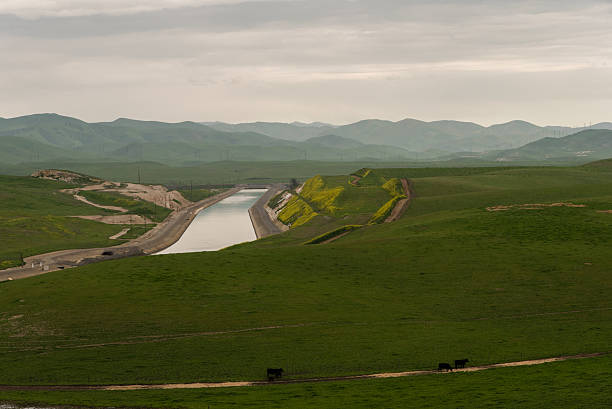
[493,129,612,161]
[0,135,81,163]
[0,165,611,388]
[0,175,127,268]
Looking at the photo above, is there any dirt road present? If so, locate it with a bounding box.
[0,188,241,282]
[385,178,412,223]
[0,352,606,391]
[248,185,288,238]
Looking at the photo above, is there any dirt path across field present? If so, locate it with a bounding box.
[109,228,130,240]
[72,194,127,213]
[385,178,412,223]
[349,175,361,186]
[487,202,586,212]
[0,352,606,391]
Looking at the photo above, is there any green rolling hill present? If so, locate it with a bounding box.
[492,129,612,161]
[0,161,611,407]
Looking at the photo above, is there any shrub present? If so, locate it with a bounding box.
[268,191,287,209]
[304,225,362,244]
[382,178,404,197]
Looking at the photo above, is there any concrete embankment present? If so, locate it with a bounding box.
[0,187,241,282]
[248,185,289,239]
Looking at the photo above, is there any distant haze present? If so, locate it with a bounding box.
[1,0,611,126]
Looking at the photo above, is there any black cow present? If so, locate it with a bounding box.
[438,363,452,372]
[267,368,284,381]
[455,359,469,369]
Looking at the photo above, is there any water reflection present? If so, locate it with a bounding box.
[156,189,267,254]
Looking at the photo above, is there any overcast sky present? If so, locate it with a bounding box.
[1,0,611,125]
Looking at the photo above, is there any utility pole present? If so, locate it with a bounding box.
[190,180,193,201]
[138,167,141,184]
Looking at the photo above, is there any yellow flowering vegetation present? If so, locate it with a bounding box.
[369,178,406,224]
[382,178,404,197]
[368,196,404,224]
[277,196,318,227]
[300,175,344,214]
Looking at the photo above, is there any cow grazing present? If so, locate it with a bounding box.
[267,368,284,381]
[438,363,452,372]
[455,359,469,369]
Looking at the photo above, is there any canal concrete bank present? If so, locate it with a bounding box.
[0,187,241,282]
[248,184,289,239]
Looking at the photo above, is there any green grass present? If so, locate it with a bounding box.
[0,164,611,409]
[0,355,610,408]
[79,190,171,223]
[2,160,541,185]
[0,176,126,268]
[0,166,611,385]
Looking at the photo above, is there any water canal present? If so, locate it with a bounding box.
[156,189,267,254]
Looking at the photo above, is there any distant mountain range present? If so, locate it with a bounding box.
[1,113,611,166]
[205,119,612,152]
[0,114,420,165]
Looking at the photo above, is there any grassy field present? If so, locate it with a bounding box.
[0,176,127,269]
[0,355,610,408]
[0,160,538,185]
[0,163,611,407]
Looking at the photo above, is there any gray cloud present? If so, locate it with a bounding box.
[1,0,611,125]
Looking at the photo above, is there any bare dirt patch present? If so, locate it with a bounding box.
[72,194,127,213]
[109,228,130,240]
[487,202,586,212]
[66,181,190,212]
[32,169,102,185]
[596,210,612,214]
[349,175,361,186]
[72,215,152,225]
